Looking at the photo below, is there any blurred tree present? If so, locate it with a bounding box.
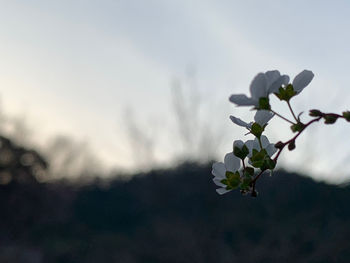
[0,135,47,184]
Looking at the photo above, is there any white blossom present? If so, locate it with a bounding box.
[229,115,253,129]
[233,140,245,150]
[229,70,289,107]
[245,135,277,158]
[212,152,241,195]
[230,110,274,129]
[292,70,314,94]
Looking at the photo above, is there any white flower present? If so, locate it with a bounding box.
[253,110,274,126]
[233,140,245,150]
[212,152,241,195]
[230,110,274,129]
[229,70,289,107]
[229,116,253,129]
[245,135,277,158]
[292,70,314,94]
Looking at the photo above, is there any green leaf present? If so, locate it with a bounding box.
[241,145,249,157]
[343,111,350,122]
[225,171,241,189]
[285,84,297,99]
[251,123,263,138]
[240,176,252,191]
[234,144,249,159]
[258,97,270,110]
[274,87,285,100]
[274,84,296,101]
[233,146,242,158]
[251,149,267,162]
[225,171,234,178]
[221,179,228,185]
[290,122,305,133]
[252,160,264,168]
[244,167,255,176]
[264,158,276,170]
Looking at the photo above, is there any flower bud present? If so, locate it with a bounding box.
[324,114,338,124]
[274,141,284,149]
[343,111,350,122]
[309,109,323,117]
[288,140,296,151]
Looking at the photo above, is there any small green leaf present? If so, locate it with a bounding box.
[274,84,296,101]
[250,149,268,168]
[233,146,242,158]
[241,145,249,157]
[234,144,249,159]
[258,97,270,110]
[285,84,297,99]
[290,122,305,133]
[240,176,252,191]
[252,160,264,168]
[225,171,234,178]
[221,179,228,185]
[251,123,263,138]
[244,167,255,176]
[274,87,285,100]
[264,158,276,170]
[343,111,350,122]
[225,171,241,189]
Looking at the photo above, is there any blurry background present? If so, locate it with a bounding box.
[0,1,350,262]
[0,0,349,182]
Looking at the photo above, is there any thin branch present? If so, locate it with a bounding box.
[273,116,322,162]
[287,101,298,122]
[270,109,295,125]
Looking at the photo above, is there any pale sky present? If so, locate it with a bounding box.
[0,0,349,182]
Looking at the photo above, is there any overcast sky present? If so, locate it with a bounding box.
[0,0,349,182]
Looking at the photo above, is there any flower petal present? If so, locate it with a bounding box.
[250,73,268,100]
[230,115,251,128]
[213,178,226,187]
[254,110,274,126]
[265,70,281,86]
[260,135,270,148]
[224,152,240,172]
[216,187,232,195]
[229,94,256,106]
[265,143,277,157]
[259,135,277,157]
[268,74,290,94]
[292,70,314,93]
[245,139,255,158]
[212,162,226,179]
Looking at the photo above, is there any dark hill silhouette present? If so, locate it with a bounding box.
[0,136,349,262]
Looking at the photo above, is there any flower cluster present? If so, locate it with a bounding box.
[212,69,350,197]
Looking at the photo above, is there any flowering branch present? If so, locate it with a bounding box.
[212,69,350,197]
